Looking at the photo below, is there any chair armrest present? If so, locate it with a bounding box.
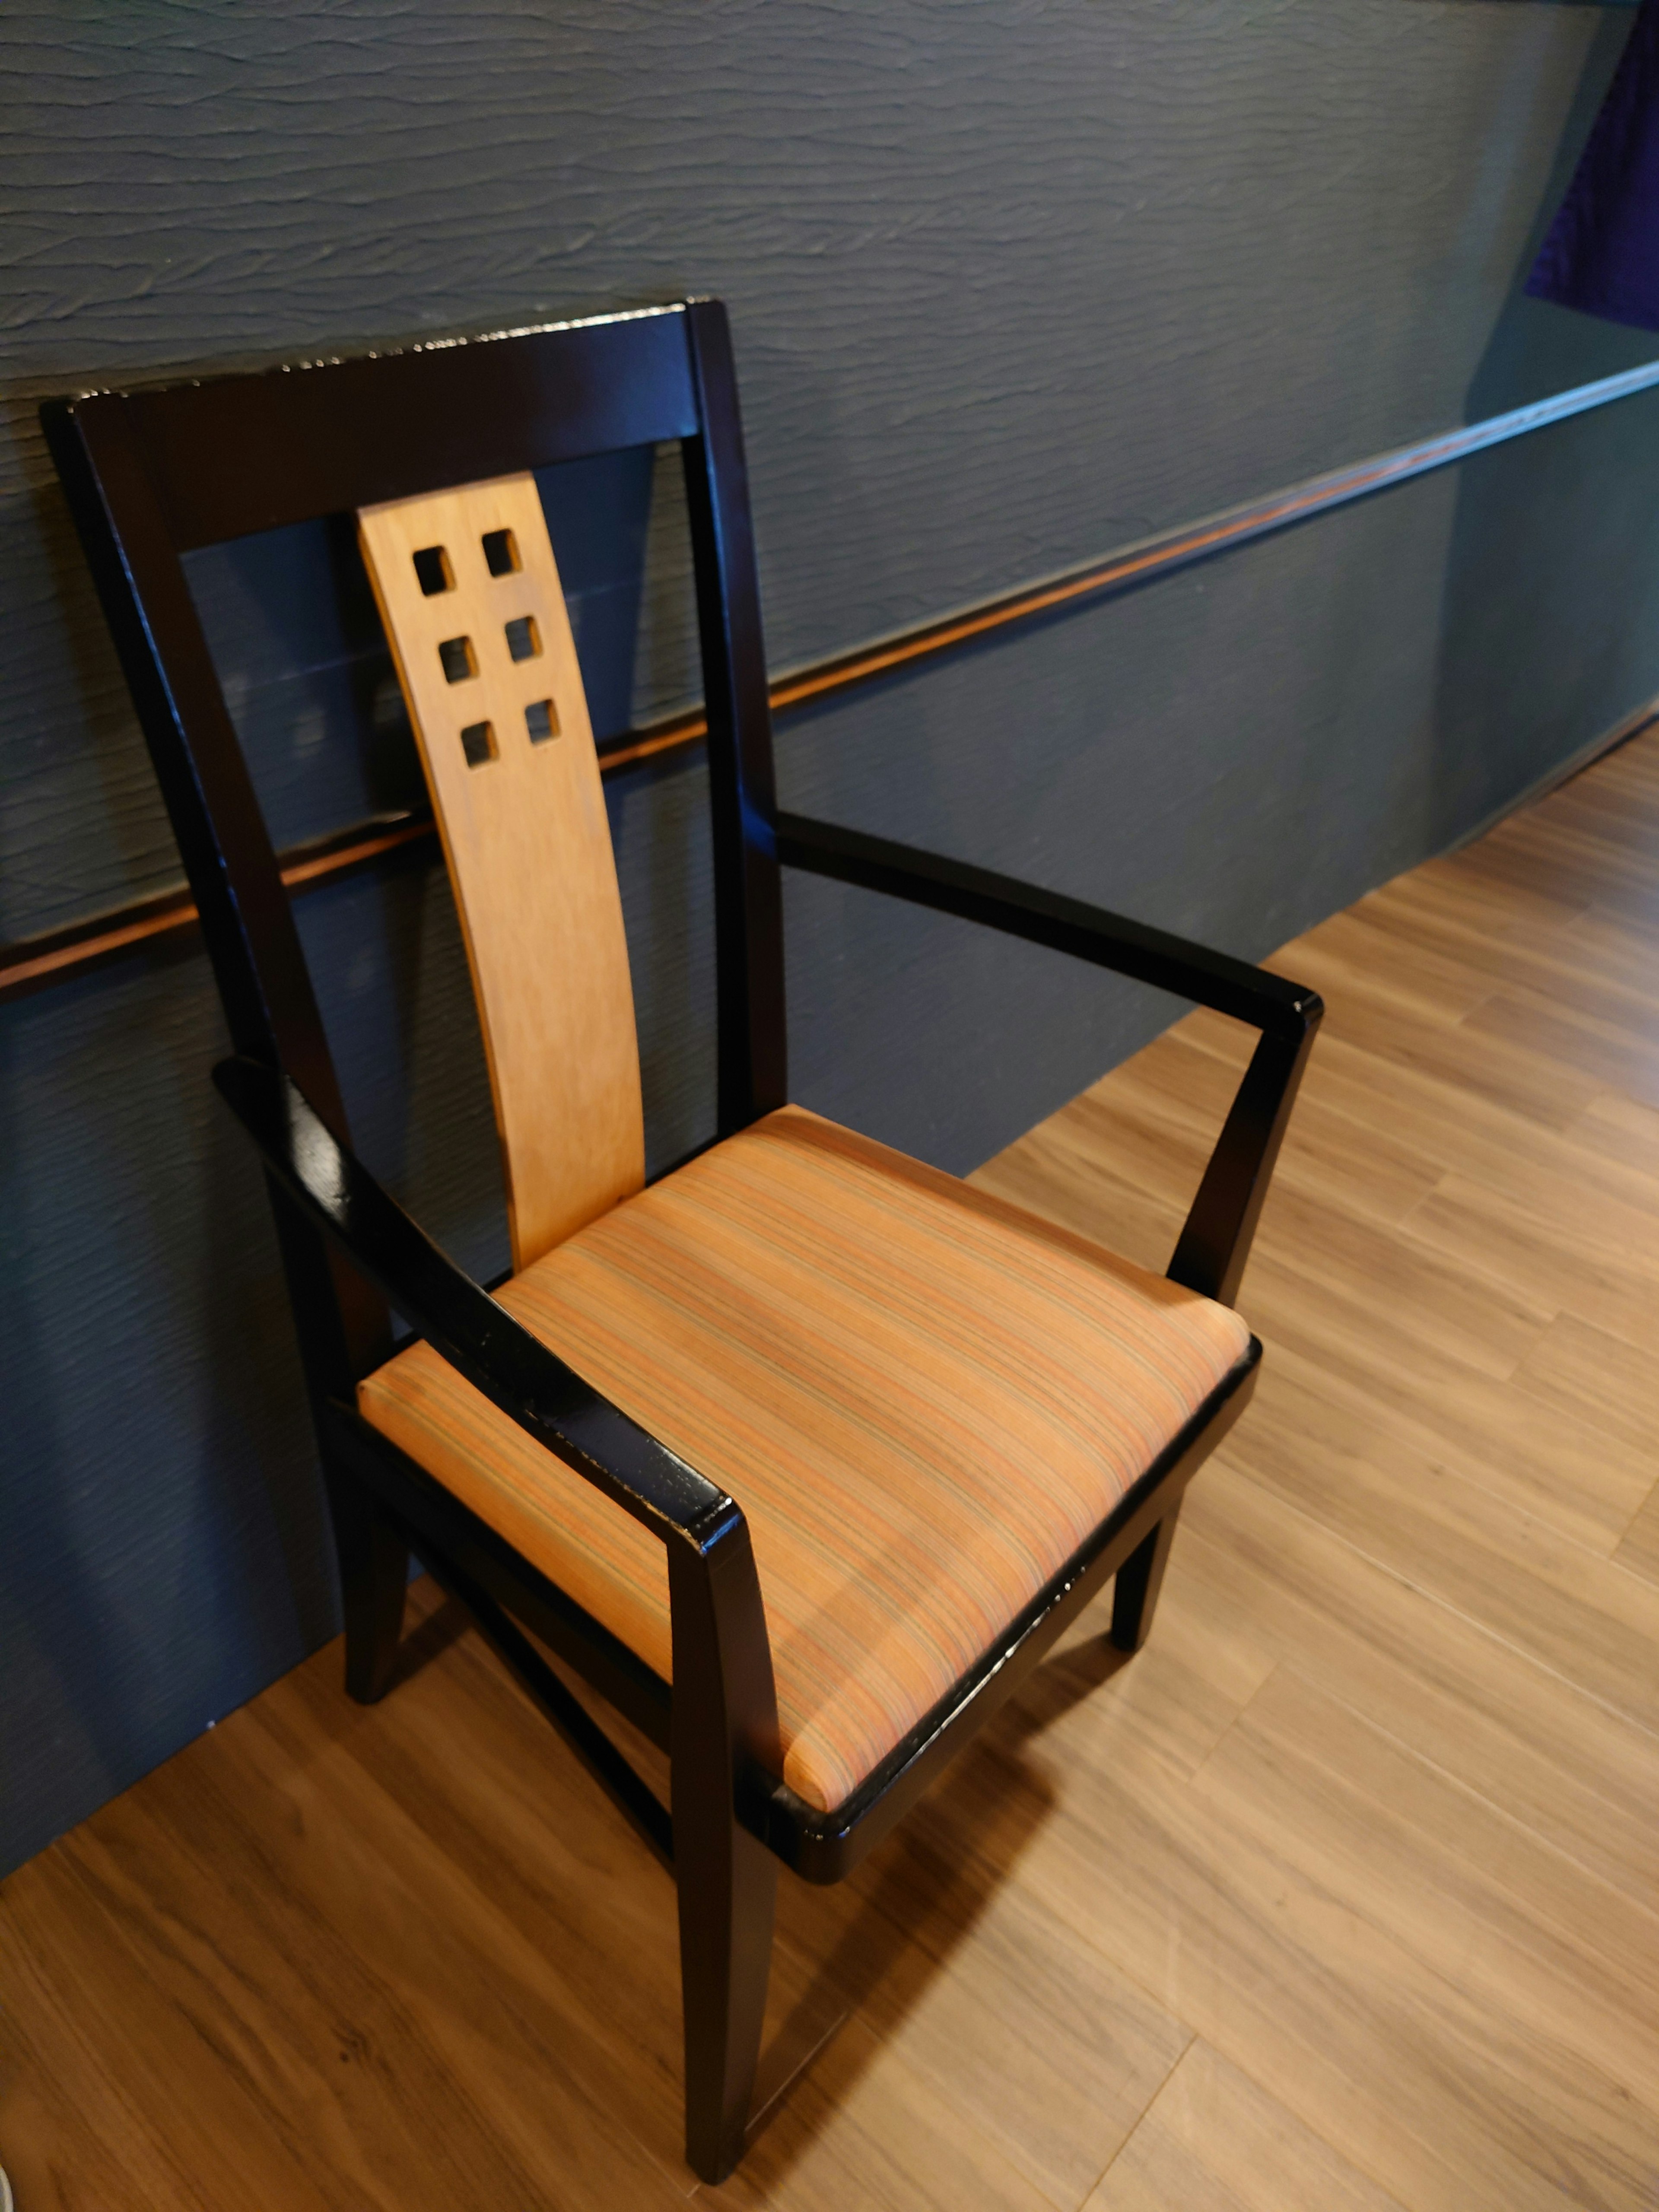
[772,812,1323,1303]
[213,1055,733,1548]
[773,811,1319,1038]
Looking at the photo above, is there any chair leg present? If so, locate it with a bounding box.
[326,1471,408,1703]
[677,1805,778,2183]
[1110,1501,1182,1655]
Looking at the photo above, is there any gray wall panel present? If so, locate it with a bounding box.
[6,0,1659,1869]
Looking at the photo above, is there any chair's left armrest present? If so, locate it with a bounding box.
[220,1053,786,1804]
[213,1055,734,1547]
[773,811,1323,1303]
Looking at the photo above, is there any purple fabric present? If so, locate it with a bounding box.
[1527,0,1659,332]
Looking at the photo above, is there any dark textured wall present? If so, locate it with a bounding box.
[6,0,1659,1874]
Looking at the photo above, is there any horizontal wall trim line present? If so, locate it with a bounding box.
[0,816,434,998]
[10,353,1659,1000]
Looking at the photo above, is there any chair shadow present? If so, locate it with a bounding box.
[384,1587,476,1695]
[400,1569,1136,2182]
[743,1605,1135,2166]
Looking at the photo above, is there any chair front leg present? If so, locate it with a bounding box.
[324,1464,409,1703]
[1110,1500,1182,1655]
[668,1512,782,2182]
[675,1789,779,2181]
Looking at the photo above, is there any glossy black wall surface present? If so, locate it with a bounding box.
[6,0,1659,1872]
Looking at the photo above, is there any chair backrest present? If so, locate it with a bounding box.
[44,301,787,1357]
[359,472,642,1267]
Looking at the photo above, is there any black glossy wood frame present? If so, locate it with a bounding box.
[44,301,1322,2183]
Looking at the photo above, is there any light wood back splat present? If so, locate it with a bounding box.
[359,474,644,1271]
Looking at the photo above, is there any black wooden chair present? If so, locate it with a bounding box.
[44,300,1320,2182]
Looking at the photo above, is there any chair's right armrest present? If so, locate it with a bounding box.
[773,811,1320,1038]
[773,812,1323,1305]
[213,1055,733,1549]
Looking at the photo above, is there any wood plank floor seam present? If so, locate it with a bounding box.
[1258,1657,1659,1948]
[1609,1475,1659,1552]
[1068,2028,1201,2212]
[1219,1459,1659,1748]
[1181,1656,1285,1789]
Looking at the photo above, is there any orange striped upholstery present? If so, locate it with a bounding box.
[359,1107,1251,1812]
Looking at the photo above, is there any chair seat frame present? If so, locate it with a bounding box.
[44,299,1321,2182]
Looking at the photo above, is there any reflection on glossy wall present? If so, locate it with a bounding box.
[5,0,1659,1872]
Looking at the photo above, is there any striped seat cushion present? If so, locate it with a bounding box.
[359,1106,1251,1812]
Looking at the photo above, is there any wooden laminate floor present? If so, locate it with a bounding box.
[7,732,1659,2209]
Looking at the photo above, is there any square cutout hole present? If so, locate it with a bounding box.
[525,699,559,744]
[439,636,477,684]
[460,721,497,767]
[413,546,453,596]
[483,528,520,577]
[505,615,541,663]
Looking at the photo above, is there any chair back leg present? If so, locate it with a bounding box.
[325,1466,410,1703]
[1110,1500,1182,1655]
